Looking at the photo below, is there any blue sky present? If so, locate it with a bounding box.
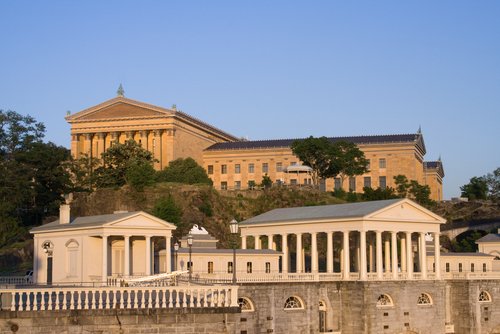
[0,1,499,199]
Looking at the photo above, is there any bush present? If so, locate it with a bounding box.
[157,158,212,185]
[125,162,156,191]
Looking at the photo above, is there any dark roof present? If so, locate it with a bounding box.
[424,160,445,177]
[429,252,495,258]
[205,134,426,154]
[476,234,500,243]
[30,211,140,233]
[240,199,404,225]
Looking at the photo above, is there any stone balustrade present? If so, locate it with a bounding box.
[0,285,238,311]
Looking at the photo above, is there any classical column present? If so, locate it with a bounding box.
[406,231,413,279]
[391,231,398,279]
[84,133,93,156]
[153,130,162,170]
[376,230,383,279]
[368,236,374,273]
[124,235,130,276]
[311,232,318,273]
[434,232,441,279]
[255,235,261,250]
[420,232,427,279]
[111,132,120,145]
[145,236,151,276]
[126,131,134,140]
[360,230,367,280]
[97,133,106,158]
[401,236,407,273]
[326,231,333,273]
[384,235,391,273]
[296,233,302,273]
[268,234,274,250]
[241,236,247,250]
[140,130,149,150]
[102,235,108,283]
[282,234,288,273]
[165,236,171,273]
[71,134,79,158]
[342,231,350,280]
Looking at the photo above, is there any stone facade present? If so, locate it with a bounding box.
[3,281,500,334]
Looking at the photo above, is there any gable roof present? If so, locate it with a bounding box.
[476,234,500,243]
[30,211,175,233]
[65,96,239,141]
[205,133,426,154]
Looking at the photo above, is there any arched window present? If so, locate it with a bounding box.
[65,239,79,277]
[284,296,304,310]
[417,293,432,305]
[479,290,492,302]
[238,297,255,312]
[376,294,394,307]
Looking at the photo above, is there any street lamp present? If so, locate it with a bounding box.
[187,233,193,283]
[229,219,239,285]
[173,242,179,272]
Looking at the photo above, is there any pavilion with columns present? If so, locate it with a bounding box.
[239,198,446,280]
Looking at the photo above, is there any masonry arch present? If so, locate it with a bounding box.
[376,294,394,307]
[284,296,305,310]
[238,297,255,312]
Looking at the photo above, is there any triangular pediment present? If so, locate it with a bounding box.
[66,97,174,122]
[106,212,176,230]
[367,199,446,224]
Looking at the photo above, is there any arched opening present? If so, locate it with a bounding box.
[479,290,492,302]
[238,297,255,312]
[417,293,433,306]
[284,296,304,310]
[376,294,394,307]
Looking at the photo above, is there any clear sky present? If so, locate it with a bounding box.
[1,1,499,199]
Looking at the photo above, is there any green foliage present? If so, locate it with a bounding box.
[261,174,273,189]
[361,187,397,201]
[485,167,500,200]
[394,175,410,197]
[393,174,435,206]
[291,137,368,187]
[157,158,212,185]
[248,180,256,190]
[346,191,359,202]
[65,153,100,191]
[151,195,183,227]
[125,162,156,191]
[450,230,487,252]
[94,139,155,188]
[198,191,214,217]
[460,176,488,200]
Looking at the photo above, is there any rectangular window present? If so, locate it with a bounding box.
[247,262,253,273]
[221,181,227,190]
[262,163,269,173]
[290,161,297,166]
[334,178,341,190]
[483,263,487,272]
[235,164,241,174]
[228,262,233,273]
[379,158,386,169]
[446,263,450,272]
[207,165,214,175]
[235,181,241,190]
[290,179,297,185]
[471,263,474,272]
[379,176,387,189]
[276,162,283,172]
[349,177,356,191]
[433,263,436,272]
[208,262,214,274]
[265,262,271,273]
[364,177,371,188]
[248,180,255,189]
[459,263,463,272]
[221,164,227,174]
[248,163,255,173]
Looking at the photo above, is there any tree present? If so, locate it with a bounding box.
[125,161,156,191]
[461,176,488,200]
[484,167,499,200]
[291,137,368,187]
[65,153,100,192]
[94,139,155,188]
[151,195,187,236]
[393,174,434,206]
[261,174,273,189]
[394,175,410,198]
[156,158,212,185]
[361,187,397,201]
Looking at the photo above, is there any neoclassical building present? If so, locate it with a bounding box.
[66,93,444,200]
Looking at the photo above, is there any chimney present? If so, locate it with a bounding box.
[59,193,73,225]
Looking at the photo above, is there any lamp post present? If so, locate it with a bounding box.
[187,234,193,283]
[229,219,239,285]
[174,242,179,272]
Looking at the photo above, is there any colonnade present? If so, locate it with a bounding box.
[241,230,441,280]
[72,129,176,170]
[101,234,172,282]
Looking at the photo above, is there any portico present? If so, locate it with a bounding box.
[239,199,446,280]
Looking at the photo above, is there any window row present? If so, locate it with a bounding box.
[376,290,492,307]
[238,295,306,312]
[334,176,387,191]
[444,262,487,273]
[203,261,271,274]
[208,158,387,176]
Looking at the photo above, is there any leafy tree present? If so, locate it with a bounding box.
[394,175,410,198]
[361,187,397,201]
[65,153,100,192]
[157,157,212,185]
[0,110,45,157]
[94,139,155,188]
[460,176,488,200]
[151,195,183,226]
[484,167,499,200]
[125,161,156,191]
[291,137,368,187]
[393,174,434,206]
[261,174,273,189]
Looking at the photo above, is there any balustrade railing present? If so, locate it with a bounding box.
[0,285,238,311]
